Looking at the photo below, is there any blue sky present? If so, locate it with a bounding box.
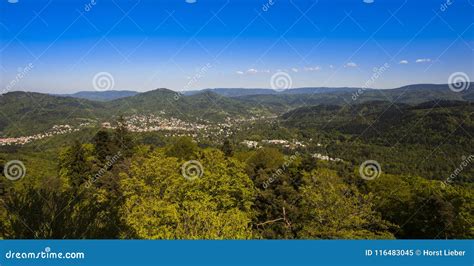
[1,0,473,93]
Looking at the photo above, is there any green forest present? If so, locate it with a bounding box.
[1,111,472,239]
[1,0,474,249]
[0,85,473,239]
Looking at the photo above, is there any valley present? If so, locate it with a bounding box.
[0,84,473,240]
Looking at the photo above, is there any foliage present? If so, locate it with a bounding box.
[366,174,474,239]
[0,97,473,240]
[120,148,255,239]
[297,169,394,239]
[165,137,198,160]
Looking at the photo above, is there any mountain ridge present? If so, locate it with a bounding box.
[36,82,473,101]
[56,90,139,101]
[1,83,472,136]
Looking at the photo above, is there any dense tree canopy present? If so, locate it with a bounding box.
[0,113,472,240]
[120,148,255,239]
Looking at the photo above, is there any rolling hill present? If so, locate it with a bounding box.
[58,90,139,101]
[236,83,473,112]
[1,83,472,136]
[0,91,104,136]
[281,100,474,147]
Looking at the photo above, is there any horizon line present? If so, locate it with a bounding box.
[3,82,470,95]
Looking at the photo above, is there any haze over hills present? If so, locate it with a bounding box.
[182,87,362,97]
[48,83,473,102]
[52,87,364,101]
[0,83,472,136]
[57,90,139,101]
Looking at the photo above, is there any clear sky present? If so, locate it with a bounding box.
[1,0,473,93]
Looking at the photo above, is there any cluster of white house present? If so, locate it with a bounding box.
[240,139,307,150]
[0,124,89,146]
[124,115,208,133]
[0,114,278,147]
[101,115,260,140]
[239,140,343,162]
[312,153,343,162]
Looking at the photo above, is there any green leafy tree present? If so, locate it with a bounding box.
[120,148,255,239]
[93,129,114,163]
[298,169,394,239]
[366,174,474,239]
[114,115,134,156]
[1,184,122,239]
[245,148,302,238]
[165,136,198,160]
[59,141,92,189]
[221,139,234,157]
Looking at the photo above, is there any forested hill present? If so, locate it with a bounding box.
[58,90,139,101]
[0,91,104,136]
[235,83,473,112]
[281,100,473,146]
[280,100,474,182]
[0,89,267,136]
[0,86,473,240]
[106,89,269,121]
[0,83,472,136]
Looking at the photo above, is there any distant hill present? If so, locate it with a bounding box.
[279,100,474,182]
[281,100,474,146]
[0,91,104,136]
[183,87,361,97]
[58,90,139,101]
[236,83,473,111]
[106,88,268,121]
[57,83,473,104]
[1,83,472,136]
[280,87,362,94]
[183,88,277,97]
[0,89,266,136]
